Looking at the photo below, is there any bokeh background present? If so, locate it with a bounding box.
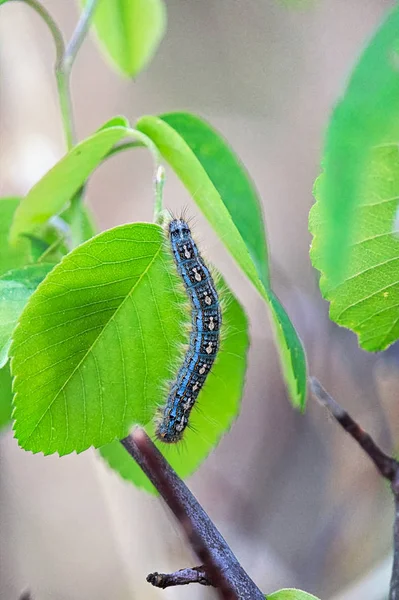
[0,1,398,598]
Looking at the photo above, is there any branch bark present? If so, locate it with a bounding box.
[120,429,265,600]
[147,566,211,589]
[310,377,399,600]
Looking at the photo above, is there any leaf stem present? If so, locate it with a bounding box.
[63,0,98,71]
[7,0,96,150]
[154,165,166,223]
[55,0,99,150]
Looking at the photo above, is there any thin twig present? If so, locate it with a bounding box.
[310,377,398,481]
[147,566,212,589]
[63,0,98,70]
[56,0,99,149]
[310,376,399,600]
[120,429,265,600]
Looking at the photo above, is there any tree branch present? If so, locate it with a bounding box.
[310,376,399,600]
[147,566,211,589]
[120,429,264,600]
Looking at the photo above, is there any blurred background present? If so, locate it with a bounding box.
[0,0,398,598]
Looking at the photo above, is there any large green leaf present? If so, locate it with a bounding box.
[314,4,399,285]
[0,264,55,368]
[136,114,307,409]
[0,364,13,431]
[100,276,248,493]
[11,223,248,460]
[311,145,399,351]
[0,198,31,275]
[84,0,166,78]
[268,590,320,600]
[10,125,137,244]
[11,223,187,454]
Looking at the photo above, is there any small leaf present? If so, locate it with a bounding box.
[84,0,166,78]
[311,145,399,351]
[0,264,55,368]
[136,114,307,409]
[100,276,248,493]
[10,125,132,244]
[11,223,189,455]
[0,198,32,275]
[268,590,320,600]
[314,4,399,284]
[0,364,13,431]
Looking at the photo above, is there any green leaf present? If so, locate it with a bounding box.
[311,145,399,351]
[314,4,399,285]
[268,590,320,600]
[136,114,307,409]
[0,364,13,431]
[160,112,269,287]
[85,0,166,78]
[10,126,132,244]
[100,276,248,493]
[0,264,55,368]
[11,223,187,455]
[11,223,248,460]
[0,198,32,275]
[11,223,246,459]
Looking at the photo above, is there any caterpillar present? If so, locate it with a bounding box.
[156,218,221,443]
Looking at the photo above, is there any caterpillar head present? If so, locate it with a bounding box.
[169,219,191,240]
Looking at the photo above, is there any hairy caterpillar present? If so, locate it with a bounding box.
[156,219,221,443]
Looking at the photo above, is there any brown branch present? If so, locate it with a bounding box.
[147,566,212,589]
[120,429,264,600]
[310,377,399,600]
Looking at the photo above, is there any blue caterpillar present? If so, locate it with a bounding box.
[156,219,221,443]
